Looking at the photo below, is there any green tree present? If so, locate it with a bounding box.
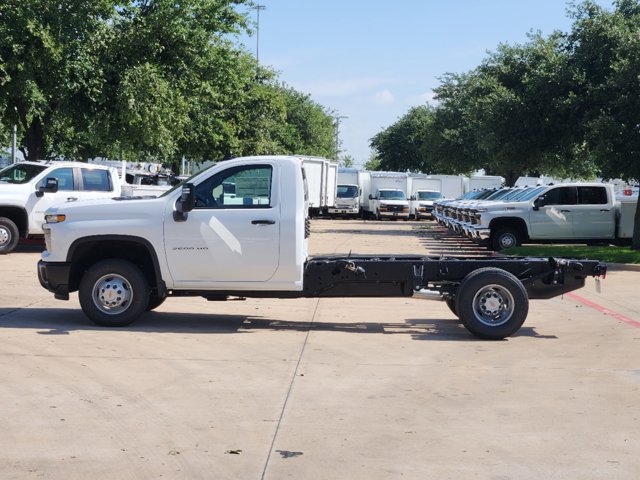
[567,0,640,248]
[363,153,381,171]
[370,105,434,172]
[270,84,336,158]
[0,0,252,161]
[339,155,355,168]
[458,33,594,186]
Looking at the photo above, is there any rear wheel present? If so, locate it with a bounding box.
[79,259,150,327]
[455,267,528,339]
[445,297,457,317]
[0,217,20,254]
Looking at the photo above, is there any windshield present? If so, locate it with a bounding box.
[417,191,443,200]
[337,185,359,198]
[513,186,547,201]
[0,163,47,184]
[158,163,220,198]
[484,189,514,200]
[379,190,406,200]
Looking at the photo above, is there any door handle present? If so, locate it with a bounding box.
[67,197,78,202]
[600,209,610,212]
[251,220,275,225]
[560,209,571,213]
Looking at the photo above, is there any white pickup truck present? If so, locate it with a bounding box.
[37,156,606,339]
[0,161,122,254]
[460,183,637,251]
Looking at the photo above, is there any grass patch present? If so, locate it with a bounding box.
[502,244,640,264]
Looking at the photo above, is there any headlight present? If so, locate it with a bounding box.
[45,214,66,223]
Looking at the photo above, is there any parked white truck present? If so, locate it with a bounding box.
[328,167,362,217]
[429,174,467,199]
[461,182,637,250]
[408,174,443,220]
[37,155,606,340]
[0,161,122,254]
[361,171,410,220]
[300,156,337,217]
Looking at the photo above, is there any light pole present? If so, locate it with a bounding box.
[11,106,17,164]
[254,4,266,75]
[334,115,348,160]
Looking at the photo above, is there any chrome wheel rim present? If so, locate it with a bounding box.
[499,234,516,249]
[471,284,515,327]
[92,273,133,315]
[0,226,9,247]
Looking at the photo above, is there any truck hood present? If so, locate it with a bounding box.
[45,195,166,220]
[379,199,408,206]
[0,182,34,202]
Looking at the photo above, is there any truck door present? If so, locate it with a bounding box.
[29,167,77,233]
[572,186,615,238]
[529,186,576,238]
[163,163,280,285]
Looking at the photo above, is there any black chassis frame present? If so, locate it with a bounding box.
[170,255,606,302]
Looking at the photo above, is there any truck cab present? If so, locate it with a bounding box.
[329,183,360,216]
[0,161,121,254]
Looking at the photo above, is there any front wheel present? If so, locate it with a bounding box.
[79,259,150,327]
[455,267,529,339]
[147,294,167,311]
[0,217,20,254]
[490,227,521,251]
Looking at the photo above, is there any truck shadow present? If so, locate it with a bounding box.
[0,308,554,340]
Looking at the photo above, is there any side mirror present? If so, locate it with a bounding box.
[410,195,416,201]
[533,196,545,211]
[36,177,59,197]
[368,194,373,200]
[174,183,195,221]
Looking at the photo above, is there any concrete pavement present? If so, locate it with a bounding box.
[0,219,638,479]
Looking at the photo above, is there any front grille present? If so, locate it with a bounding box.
[383,205,405,213]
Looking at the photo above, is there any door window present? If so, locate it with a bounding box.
[195,165,272,209]
[577,186,607,205]
[81,168,113,192]
[542,186,576,205]
[40,168,74,191]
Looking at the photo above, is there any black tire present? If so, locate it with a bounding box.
[147,294,167,311]
[490,227,520,251]
[0,217,20,254]
[79,259,150,327]
[445,297,458,317]
[455,267,529,340]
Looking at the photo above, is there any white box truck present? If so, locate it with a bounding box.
[329,167,361,217]
[364,171,410,220]
[408,174,443,220]
[430,175,467,199]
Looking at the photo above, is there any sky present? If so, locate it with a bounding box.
[236,0,613,167]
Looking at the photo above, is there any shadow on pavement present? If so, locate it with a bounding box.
[0,307,555,340]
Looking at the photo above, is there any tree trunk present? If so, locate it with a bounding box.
[632,198,640,250]
[23,117,45,160]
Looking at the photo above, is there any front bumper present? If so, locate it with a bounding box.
[328,206,359,215]
[37,260,72,300]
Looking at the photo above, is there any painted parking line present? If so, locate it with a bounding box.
[567,292,640,329]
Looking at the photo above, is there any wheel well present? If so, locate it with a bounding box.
[0,206,28,237]
[67,238,164,295]
[489,217,529,240]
